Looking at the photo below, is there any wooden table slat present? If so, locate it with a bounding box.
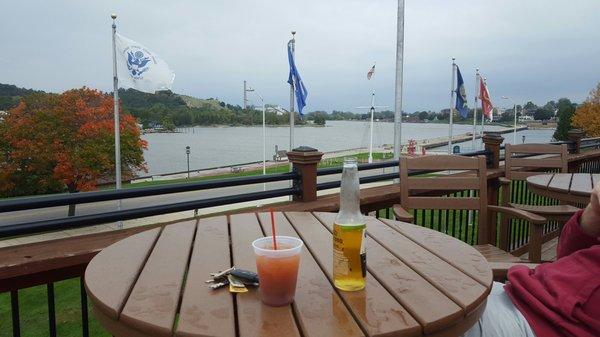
[379,218,493,287]
[570,173,593,196]
[547,173,572,192]
[257,212,365,337]
[283,212,420,337]
[120,221,196,337]
[229,213,301,337]
[84,228,161,320]
[314,212,467,335]
[526,174,554,189]
[361,216,487,313]
[175,217,235,337]
[593,174,600,189]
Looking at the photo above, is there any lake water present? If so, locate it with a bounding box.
[141,121,555,175]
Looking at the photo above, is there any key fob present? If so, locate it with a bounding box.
[231,269,259,284]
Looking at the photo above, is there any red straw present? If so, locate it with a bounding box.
[270,208,278,250]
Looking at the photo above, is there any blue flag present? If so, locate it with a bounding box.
[455,65,469,118]
[287,40,308,115]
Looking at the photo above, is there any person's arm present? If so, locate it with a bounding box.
[557,183,600,258]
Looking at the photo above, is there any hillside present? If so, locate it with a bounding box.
[0,83,43,110]
[0,83,293,127]
[178,94,228,111]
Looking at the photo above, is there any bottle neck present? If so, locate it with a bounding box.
[338,164,363,223]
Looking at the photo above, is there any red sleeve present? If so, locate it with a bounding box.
[557,209,600,258]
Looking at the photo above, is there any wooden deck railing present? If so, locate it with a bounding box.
[1,129,600,336]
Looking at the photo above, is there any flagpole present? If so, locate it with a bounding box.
[472,68,479,149]
[289,31,296,154]
[393,0,405,161]
[368,91,375,164]
[111,14,122,222]
[448,58,456,154]
[481,77,486,141]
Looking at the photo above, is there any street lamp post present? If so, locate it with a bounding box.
[185,146,190,179]
[502,96,518,144]
[247,84,267,191]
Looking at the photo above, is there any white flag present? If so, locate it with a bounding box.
[115,33,175,93]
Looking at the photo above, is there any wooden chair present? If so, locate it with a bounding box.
[499,143,579,261]
[392,155,547,272]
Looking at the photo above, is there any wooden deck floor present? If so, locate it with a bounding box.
[520,237,559,262]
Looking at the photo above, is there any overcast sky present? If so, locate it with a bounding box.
[1,0,599,113]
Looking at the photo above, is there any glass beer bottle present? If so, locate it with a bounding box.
[333,157,366,291]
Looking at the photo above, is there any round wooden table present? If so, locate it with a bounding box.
[527,173,598,204]
[85,212,492,337]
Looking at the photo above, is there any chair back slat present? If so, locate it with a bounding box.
[505,143,566,154]
[509,158,564,169]
[406,197,480,210]
[404,155,482,170]
[406,177,480,190]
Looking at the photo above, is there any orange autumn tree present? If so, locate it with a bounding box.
[0,87,147,197]
[572,82,600,137]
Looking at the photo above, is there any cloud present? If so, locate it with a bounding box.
[0,0,598,112]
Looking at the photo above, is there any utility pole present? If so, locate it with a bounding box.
[289,31,296,153]
[243,80,254,109]
[393,0,405,160]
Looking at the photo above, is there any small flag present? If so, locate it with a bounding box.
[454,65,469,118]
[115,33,175,94]
[367,63,376,80]
[479,77,494,121]
[287,40,308,115]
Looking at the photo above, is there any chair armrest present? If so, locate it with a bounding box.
[487,205,547,225]
[489,262,540,281]
[498,177,511,185]
[393,204,414,223]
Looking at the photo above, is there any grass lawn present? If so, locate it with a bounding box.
[117,151,394,189]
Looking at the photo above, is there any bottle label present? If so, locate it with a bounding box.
[360,229,366,278]
[333,229,350,276]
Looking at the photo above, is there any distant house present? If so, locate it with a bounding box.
[519,115,534,122]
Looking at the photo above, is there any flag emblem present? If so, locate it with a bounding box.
[115,33,174,94]
[454,65,469,118]
[126,49,152,79]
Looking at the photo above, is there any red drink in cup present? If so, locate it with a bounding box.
[252,236,303,306]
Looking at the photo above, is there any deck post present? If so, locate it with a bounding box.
[567,128,585,154]
[481,131,503,169]
[481,132,504,245]
[287,146,323,202]
[567,129,585,173]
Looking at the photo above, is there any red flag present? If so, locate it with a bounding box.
[479,77,493,121]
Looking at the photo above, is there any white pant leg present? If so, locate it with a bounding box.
[463,282,536,337]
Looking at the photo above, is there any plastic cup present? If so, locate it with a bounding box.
[252,236,303,306]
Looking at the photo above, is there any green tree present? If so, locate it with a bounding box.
[553,98,577,141]
[313,113,326,125]
[418,111,429,121]
[533,108,554,121]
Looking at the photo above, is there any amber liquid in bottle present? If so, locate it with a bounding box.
[333,157,366,291]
